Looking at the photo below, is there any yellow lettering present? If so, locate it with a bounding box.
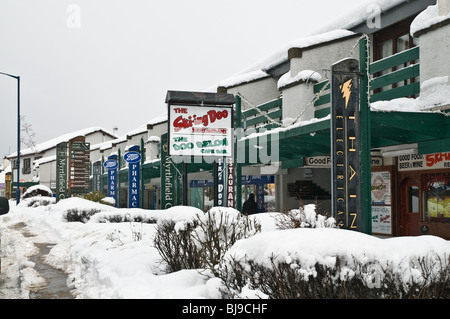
[350,213,357,229]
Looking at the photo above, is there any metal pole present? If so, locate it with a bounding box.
[17,76,21,205]
[0,72,20,205]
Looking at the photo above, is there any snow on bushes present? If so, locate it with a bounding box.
[153,207,261,274]
[217,228,450,298]
[274,204,336,229]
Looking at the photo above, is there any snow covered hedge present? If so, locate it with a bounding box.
[217,228,450,299]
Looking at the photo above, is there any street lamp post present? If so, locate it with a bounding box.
[0,71,20,205]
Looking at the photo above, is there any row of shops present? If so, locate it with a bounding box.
[3,0,450,240]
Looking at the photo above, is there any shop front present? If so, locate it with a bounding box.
[396,152,450,239]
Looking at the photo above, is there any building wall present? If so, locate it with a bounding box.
[225,77,280,111]
[418,22,450,85]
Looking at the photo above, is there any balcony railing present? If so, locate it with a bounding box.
[314,45,421,118]
[241,98,282,132]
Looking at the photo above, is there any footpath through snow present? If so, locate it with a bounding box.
[1,197,449,299]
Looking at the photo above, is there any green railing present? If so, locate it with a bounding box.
[314,45,420,118]
[242,98,282,131]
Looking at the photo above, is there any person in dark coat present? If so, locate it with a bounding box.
[242,193,258,215]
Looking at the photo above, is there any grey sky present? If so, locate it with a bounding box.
[0,0,372,161]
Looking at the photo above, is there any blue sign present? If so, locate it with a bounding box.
[123,151,141,163]
[103,160,119,170]
[124,151,141,208]
[104,159,118,207]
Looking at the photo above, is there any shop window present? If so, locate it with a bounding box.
[408,186,419,213]
[422,173,450,223]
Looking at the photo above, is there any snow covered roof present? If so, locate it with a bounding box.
[7,127,117,158]
[213,0,431,90]
[411,2,450,36]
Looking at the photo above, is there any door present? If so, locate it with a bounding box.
[399,177,421,236]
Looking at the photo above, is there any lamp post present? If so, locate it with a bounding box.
[0,71,20,205]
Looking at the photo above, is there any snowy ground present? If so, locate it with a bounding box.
[1,196,449,301]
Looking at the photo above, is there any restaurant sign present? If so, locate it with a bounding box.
[168,105,233,157]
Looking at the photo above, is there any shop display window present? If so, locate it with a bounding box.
[422,173,450,223]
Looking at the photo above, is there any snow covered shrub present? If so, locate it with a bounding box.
[153,219,202,272]
[192,208,261,275]
[65,208,102,223]
[153,207,261,274]
[80,191,114,206]
[217,249,450,299]
[21,185,53,200]
[26,197,56,207]
[274,204,336,230]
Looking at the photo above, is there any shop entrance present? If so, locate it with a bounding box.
[399,177,421,236]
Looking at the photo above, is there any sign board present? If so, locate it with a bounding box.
[124,150,141,208]
[56,142,68,202]
[5,172,12,199]
[216,158,225,206]
[92,161,102,192]
[398,152,450,171]
[104,158,118,207]
[68,140,90,195]
[168,105,233,157]
[226,158,235,207]
[371,169,393,235]
[160,133,177,209]
[331,58,362,231]
[372,206,392,234]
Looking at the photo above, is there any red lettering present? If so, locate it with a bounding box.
[426,153,450,167]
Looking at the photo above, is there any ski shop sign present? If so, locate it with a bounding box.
[168,105,233,157]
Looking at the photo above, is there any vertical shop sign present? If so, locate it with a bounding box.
[161,133,177,209]
[103,157,118,207]
[226,158,235,207]
[92,161,102,192]
[256,184,265,213]
[5,173,12,199]
[56,142,68,202]
[124,150,141,208]
[331,58,362,231]
[217,158,225,206]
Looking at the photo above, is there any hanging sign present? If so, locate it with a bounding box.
[168,105,233,157]
[104,158,118,207]
[331,58,362,231]
[124,150,141,208]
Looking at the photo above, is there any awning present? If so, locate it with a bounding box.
[237,110,450,167]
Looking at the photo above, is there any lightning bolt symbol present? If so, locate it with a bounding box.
[340,79,353,109]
